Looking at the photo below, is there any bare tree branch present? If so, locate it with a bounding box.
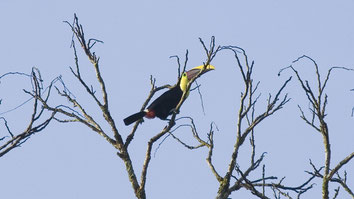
[210,46,296,199]
[0,68,56,157]
[280,55,354,199]
[64,14,123,148]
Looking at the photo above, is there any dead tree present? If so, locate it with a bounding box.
[5,14,350,199]
[0,68,56,157]
[28,14,219,199]
[279,55,354,199]
[167,46,318,199]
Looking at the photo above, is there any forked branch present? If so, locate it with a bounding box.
[213,46,296,199]
[0,68,56,157]
[279,55,354,199]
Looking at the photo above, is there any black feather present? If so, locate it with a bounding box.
[146,85,183,120]
[123,111,146,126]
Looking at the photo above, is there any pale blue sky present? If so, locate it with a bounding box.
[1,1,353,198]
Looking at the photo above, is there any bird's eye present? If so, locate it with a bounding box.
[183,73,186,76]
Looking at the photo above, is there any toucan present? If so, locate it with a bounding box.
[123,65,215,126]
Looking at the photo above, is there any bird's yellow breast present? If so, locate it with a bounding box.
[179,72,190,97]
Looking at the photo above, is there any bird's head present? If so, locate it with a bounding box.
[180,65,215,92]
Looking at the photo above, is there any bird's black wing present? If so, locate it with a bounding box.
[147,85,183,119]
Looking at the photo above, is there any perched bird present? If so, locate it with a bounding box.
[123,65,215,126]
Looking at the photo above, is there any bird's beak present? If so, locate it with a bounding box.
[186,65,215,80]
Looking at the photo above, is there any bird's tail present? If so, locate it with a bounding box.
[123,111,146,126]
